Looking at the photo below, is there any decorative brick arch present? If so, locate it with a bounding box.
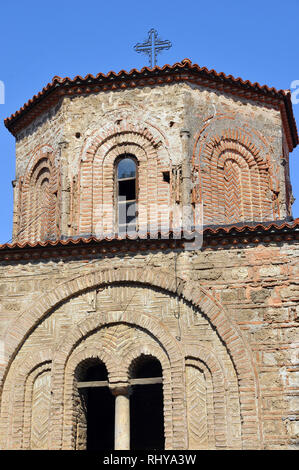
[61,329,174,449]
[66,340,117,382]
[124,345,171,379]
[62,341,117,450]
[80,120,161,164]
[23,363,52,450]
[50,311,186,449]
[121,344,173,449]
[0,266,263,449]
[184,344,226,382]
[123,343,232,450]
[184,344,241,449]
[200,129,272,224]
[78,120,172,236]
[19,145,59,243]
[23,144,56,178]
[0,348,52,449]
[191,115,279,224]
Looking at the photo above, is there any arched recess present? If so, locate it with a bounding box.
[192,121,277,225]
[183,344,241,450]
[78,120,172,236]
[50,312,185,450]
[63,345,114,450]
[200,130,272,224]
[123,346,172,449]
[0,349,52,450]
[28,367,52,450]
[185,358,213,449]
[0,266,263,449]
[184,344,225,450]
[128,354,164,450]
[61,328,173,450]
[19,146,59,243]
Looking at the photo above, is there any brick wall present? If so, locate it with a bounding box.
[0,241,298,449]
[12,82,290,242]
[2,79,297,450]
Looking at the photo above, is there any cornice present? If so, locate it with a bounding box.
[0,220,298,263]
[4,59,298,150]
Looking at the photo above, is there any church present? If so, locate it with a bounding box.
[0,58,298,450]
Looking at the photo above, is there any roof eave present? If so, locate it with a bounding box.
[4,59,298,151]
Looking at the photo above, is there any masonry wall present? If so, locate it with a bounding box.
[3,77,297,450]
[12,82,291,243]
[0,241,298,449]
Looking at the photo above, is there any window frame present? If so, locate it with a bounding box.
[114,154,138,234]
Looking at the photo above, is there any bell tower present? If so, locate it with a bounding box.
[1,60,298,451]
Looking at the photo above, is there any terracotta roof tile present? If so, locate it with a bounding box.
[202,219,299,234]
[4,59,298,149]
[0,220,298,261]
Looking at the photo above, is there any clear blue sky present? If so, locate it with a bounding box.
[0,0,298,243]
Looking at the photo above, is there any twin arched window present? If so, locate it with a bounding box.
[116,155,137,233]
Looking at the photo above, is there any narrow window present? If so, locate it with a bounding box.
[116,156,137,233]
[77,359,114,450]
[130,356,164,450]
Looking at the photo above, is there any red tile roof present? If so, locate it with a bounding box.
[4,59,298,150]
[0,219,298,262]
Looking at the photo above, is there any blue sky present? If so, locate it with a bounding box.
[0,0,298,243]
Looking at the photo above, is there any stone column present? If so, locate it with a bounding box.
[111,386,131,450]
[180,129,191,230]
[58,141,70,239]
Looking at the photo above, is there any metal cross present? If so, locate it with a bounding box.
[134,29,172,68]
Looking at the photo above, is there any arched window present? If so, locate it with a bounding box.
[129,355,164,450]
[76,359,114,450]
[115,156,137,233]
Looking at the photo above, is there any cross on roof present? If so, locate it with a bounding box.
[134,29,172,68]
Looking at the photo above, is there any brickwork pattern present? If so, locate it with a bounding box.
[201,129,272,223]
[79,120,170,236]
[0,240,297,450]
[186,363,209,449]
[0,271,244,450]
[17,145,60,242]
[12,82,291,244]
[192,114,284,223]
[1,78,297,451]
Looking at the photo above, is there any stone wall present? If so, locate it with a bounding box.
[12,82,291,243]
[3,71,297,451]
[0,240,298,449]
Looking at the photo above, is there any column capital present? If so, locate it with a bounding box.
[110,385,132,397]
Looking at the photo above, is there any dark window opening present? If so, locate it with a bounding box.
[118,179,136,201]
[130,356,164,450]
[116,156,137,232]
[82,362,107,382]
[79,361,114,451]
